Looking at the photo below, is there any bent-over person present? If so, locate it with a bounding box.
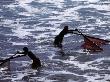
[17,47,41,69]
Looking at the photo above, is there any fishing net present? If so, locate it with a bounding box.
[0,59,10,70]
[81,35,110,51]
[85,35,110,46]
[73,29,110,51]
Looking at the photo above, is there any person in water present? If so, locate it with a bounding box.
[54,26,74,48]
[17,47,41,69]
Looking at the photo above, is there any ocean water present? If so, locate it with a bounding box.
[0,0,110,82]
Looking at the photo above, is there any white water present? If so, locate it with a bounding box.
[0,0,110,82]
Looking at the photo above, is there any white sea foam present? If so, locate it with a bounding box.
[11,22,35,38]
[12,42,28,45]
[0,0,110,82]
[38,0,64,8]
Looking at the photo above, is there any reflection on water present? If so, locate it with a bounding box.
[0,0,110,82]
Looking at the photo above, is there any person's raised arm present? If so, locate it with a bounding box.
[68,29,77,33]
[68,30,74,33]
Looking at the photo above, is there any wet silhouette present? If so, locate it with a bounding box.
[54,26,74,48]
[17,47,41,69]
[0,47,41,69]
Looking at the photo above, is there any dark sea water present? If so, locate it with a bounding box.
[0,0,110,82]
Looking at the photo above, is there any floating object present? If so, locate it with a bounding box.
[74,29,110,51]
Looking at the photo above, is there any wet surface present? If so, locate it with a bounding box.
[0,0,110,82]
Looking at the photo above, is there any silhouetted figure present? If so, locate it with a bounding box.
[54,26,74,48]
[17,47,41,69]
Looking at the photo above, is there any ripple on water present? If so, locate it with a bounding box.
[0,0,110,82]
